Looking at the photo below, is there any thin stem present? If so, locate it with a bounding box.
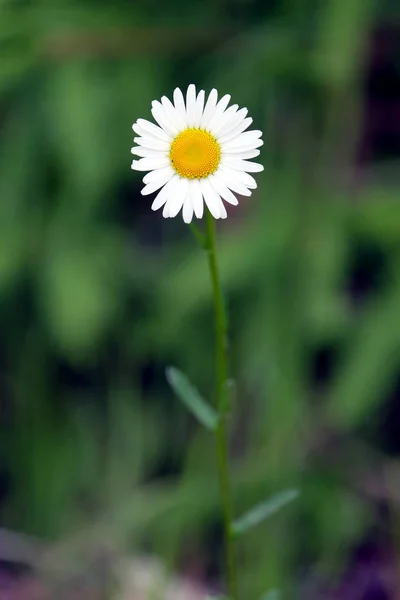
[205,209,238,600]
[205,212,229,414]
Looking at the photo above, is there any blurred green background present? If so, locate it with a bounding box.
[0,0,400,598]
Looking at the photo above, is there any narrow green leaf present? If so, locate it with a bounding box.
[188,222,207,249]
[166,367,218,431]
[231,489,299,537]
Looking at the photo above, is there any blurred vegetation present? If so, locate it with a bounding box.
[0,0,400,598]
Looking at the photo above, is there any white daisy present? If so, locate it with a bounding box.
[131,84,264,223]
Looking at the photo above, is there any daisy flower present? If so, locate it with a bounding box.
[131,85,263,223]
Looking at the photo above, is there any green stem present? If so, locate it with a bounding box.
[205,209,238,600]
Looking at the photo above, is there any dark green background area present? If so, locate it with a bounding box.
[0,0,399,598]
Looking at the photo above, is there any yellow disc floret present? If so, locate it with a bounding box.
[169,128,221,179]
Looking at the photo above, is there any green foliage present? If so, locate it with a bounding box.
[39,220,124,359]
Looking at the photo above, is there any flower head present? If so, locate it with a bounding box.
[131,85,263,223]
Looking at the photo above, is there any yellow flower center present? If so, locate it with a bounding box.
[169,128,221,179]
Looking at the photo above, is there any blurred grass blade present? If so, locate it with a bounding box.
[231,489,299,537]
[166,367,218,431]
[328,278,400,427]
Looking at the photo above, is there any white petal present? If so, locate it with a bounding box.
[200,178,221,219]
[223,135,263,153]
[142,165,174,186]
[218,169,252,196]
[211,104,238,136]
[209,173,239,206]
[227,181,252,196]
[160,176,181,215]
[133,132,168,147]
[151,101,179,136]
[133,136,170,151]
[169,177,190,218]
[193,90,205,128]
[173,88,188,123]
[151,175,178,211]
[131,146,167,158]
[217,108,248,139]
[207,94,231,133]
[186,84,197,126]
[182,196,194,223]
[131,157,169,171]
[161,96,186,130]
[219,167,257,189]
[191,178,204,218]
[229,139,264,152]
[218,117,253,144]
[133,119,171,142]
[224,148,260,160]
[222,159,264,173]
[219,201,228,219]
[200,89,218,130]
[229,129,263,143]
[141,175,173,196]
[163,200,172,218]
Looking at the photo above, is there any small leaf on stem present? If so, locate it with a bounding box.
[188,221,207,248]
[231,489,299,537]
[166,366,218,431]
